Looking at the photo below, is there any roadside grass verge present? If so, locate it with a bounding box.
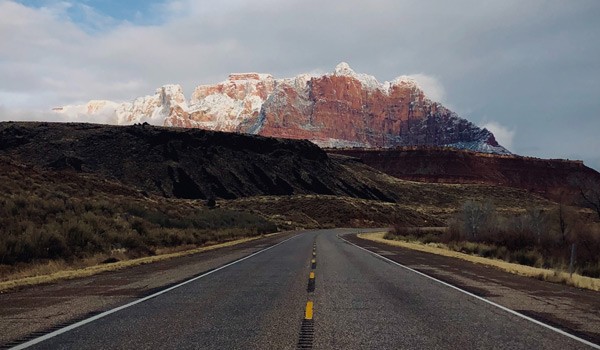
[358,232,600,292]
[0,233,278,292]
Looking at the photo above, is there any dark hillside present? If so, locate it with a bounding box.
[0,122,398,201]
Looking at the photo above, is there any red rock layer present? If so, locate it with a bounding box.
[328,148,600,202]
[255,74,480,149]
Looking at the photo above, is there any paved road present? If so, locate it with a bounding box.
[15,229,596,349]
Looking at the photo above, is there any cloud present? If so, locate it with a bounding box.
[0,0,599,165]
[0,104,118,125]
[481,121,515,150]
[402,74,446,103]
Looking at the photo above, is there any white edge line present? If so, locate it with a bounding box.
[338,234,600,350]
[10,234,301,350]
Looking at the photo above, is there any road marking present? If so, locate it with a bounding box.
[9,234,302,350]
[305,301,314,320]
[339,235,600,350]
[298,240,317,349]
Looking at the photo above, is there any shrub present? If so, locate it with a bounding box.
[580,261,600,278]
[45,232,70,260]
[512,249,544,267]
[0,195,276,268]
[206,197,216,209]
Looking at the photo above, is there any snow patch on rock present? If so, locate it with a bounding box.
[333,62,381,92]
[331,62,428,98]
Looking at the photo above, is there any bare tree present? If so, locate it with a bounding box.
[558,201,569,243]
[461,200,495,240]
[571,175,600,220]
[547,188,579,244]
[527,207,546,244]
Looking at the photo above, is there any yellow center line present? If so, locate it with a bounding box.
[309,271,315,279]
[305,301,313,320]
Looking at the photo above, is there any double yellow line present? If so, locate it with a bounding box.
[305,241,317,320]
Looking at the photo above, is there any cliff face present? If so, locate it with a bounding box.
[177,73,276,131]
[328,148,600,202]
[55,63,509,154]
[255,64,504,152]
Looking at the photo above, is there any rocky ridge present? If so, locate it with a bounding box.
[54,63,509,154]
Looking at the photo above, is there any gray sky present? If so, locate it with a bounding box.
[1,0,599,170]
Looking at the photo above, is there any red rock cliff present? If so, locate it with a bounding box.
[57,63,509,154]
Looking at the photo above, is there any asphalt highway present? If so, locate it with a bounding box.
[15,229,597,349]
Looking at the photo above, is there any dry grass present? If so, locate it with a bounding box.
[221,174,555,230]
[358,232,600,292]
[0,157,278,276]
[222,195,440,229]
[0,233,279,292]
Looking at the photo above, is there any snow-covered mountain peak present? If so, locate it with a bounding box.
[390,76,420,89]
[334,62,355,76]
[332,62,381,91]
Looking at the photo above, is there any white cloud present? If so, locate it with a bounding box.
[402,74,446,102]
[0,105,117,125]
[481,121,515,150]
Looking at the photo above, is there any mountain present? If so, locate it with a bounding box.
[54,63,509,154]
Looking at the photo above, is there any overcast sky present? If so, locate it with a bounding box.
[1,0,599,170]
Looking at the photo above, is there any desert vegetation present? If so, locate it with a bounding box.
[572,175,600,220]
[222,195,441,229]
[386,200,600,278]
[0,159,276,280]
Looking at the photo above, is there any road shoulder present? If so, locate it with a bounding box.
[0,231,299,347]
[345,232,600,344]
[358,232,599,291]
